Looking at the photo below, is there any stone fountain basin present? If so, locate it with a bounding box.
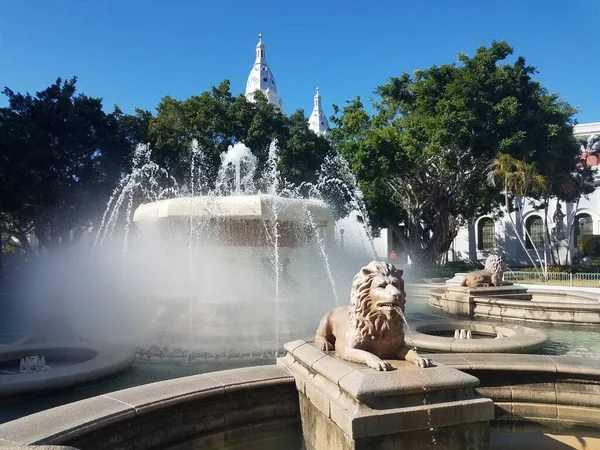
[0,344,134,397]
[132,195,333,224]
[132,195,334,248]
[429,284,600,324]
[405,320,549,353]
[2,355,600,449]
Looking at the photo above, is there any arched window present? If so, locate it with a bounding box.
[574,213,593,244]
[525,216,544,249]
[477,218,495,251]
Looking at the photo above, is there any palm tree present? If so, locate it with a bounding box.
[488,153,547,276]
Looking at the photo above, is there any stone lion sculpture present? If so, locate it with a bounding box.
[315,261,432,371]
[461,254,504,287]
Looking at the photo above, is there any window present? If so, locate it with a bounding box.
[525,216,544,249]
[574,213,593,244]
[477,218,495,251]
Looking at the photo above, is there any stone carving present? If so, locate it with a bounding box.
[315,261,432,371]
[461,254,504,287]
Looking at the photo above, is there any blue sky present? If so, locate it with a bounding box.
[1,0,599,123]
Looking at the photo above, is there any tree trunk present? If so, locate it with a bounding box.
[504,182,540,274]
[387,214,458,269]
[566,196,582,265]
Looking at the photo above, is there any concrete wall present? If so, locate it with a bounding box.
[434,353,600,430]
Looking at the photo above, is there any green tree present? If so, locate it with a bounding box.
[331,41,584,267]
[0,77,143,253]
[149,80,332,190]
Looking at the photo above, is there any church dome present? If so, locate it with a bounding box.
[245,34,281,108]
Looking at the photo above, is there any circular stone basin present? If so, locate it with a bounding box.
[406,320,549,353]
[0,344,135,397]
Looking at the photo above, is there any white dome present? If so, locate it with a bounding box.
[245,34,281,109]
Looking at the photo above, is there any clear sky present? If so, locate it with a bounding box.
[1,0,599,123]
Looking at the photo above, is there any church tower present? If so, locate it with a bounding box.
[308,88,329,135]
[245,33,283,110]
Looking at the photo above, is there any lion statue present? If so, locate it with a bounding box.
[315,261,432,371]
[461,254,505,287]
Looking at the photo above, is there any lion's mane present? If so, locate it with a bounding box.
[348,261,404,347]
[484,255,504,275]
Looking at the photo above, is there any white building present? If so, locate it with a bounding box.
[308,88,329,136]
[449,122,600,266]
[244,34,329,134]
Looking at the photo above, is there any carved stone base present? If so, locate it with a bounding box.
[430,285,529,317]
[277,340,494,450]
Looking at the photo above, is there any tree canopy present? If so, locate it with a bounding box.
[149,80,332,189]
[330,41,585,266]
[0,77,146,253]
[0,78,333,255]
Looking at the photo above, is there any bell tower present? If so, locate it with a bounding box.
[308,88,329,135]
[245,33,283,110]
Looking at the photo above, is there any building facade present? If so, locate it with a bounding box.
[449,122,600,266]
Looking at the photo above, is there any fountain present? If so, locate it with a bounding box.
[432,254,600,324]
[0,137,383,423]
[125,141,342,355]
[3,259,600,449]
[0,344,134,396]
[405,320,549,353]
[69,139,379,360]
[18,356,49,373]
[5,142,600,449]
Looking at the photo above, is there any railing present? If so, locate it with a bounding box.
[503,271,600,288]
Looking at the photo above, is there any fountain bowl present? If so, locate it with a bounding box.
[405,320,549,353]
[0,344,134,397]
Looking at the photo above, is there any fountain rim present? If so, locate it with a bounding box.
[0,343,135,397]
[405,319,549,353]
[132,194,334,224]
[3,354,600,447]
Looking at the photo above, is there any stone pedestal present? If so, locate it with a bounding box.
[445,272,467,285]
[434,284,530,317]
[277,340,494,450]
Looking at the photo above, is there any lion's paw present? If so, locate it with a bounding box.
[365,354,392,371]
[319,341,334,352]
[414,357,434,368]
